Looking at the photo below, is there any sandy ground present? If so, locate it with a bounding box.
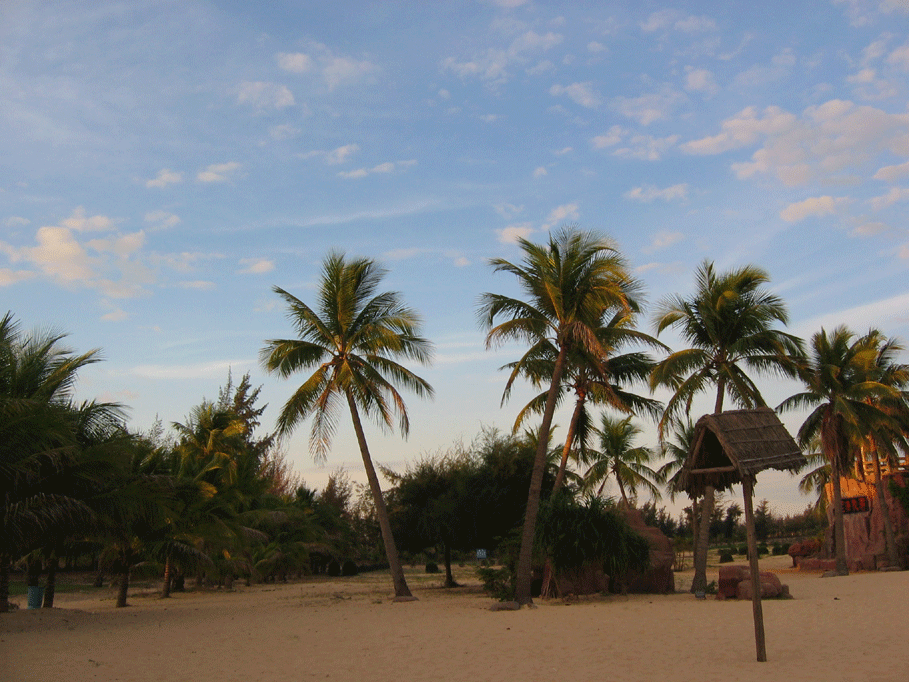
[1,555,907,682]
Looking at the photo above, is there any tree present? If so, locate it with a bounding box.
[651,261,802,594]
[506,310,665,492]
[479,227,635,605]
[581,414,663,506]
[261,253,434,600]
[779,326,905,575]
[0,312,100,612]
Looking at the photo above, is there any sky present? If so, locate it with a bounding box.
[2,0,909,518]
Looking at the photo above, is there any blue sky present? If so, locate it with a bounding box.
[3,0,909,516]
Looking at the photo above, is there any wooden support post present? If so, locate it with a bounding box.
[741,476,767,662]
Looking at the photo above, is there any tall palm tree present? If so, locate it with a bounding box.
[0,312,100,612]
[479,226,635,604]
[506,310,665,492]
[650,261,802,594]
[779,327,905,575]
[261,253,434,600]
[581,414,663,506]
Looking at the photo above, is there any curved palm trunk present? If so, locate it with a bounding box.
[0,555,9,613]
[43,553,59,608]
[825,413,849,575]
[443,543,457,588]
[692,385,725,594]
[553,393,585,492]
[514,344,568,605]
[346,392,413,600]
[869,439,900,567]
[689,494,699,586]
[116,568,130,607]
[161,553,173,598]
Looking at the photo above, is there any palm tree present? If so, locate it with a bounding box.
[0,312,100,612]
[261,253,434,600]
[581,414,663,506]
[650,261,802,594]
[506,310,665,492]
[779,327,905,575]
[479,226,635,604]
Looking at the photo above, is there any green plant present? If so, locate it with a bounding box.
[425,562,439,574]
[719,552,734,563]
[476,565,515,601]
[341,560,358,576]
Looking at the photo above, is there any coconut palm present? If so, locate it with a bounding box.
[0,312,100,612]
[650,261,802,594]
[581,414,663,506]
[506,310,665,492]
[479,226,635,604]
[261,253,434,600]
[780,327,905,574]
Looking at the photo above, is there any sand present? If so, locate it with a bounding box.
[1,555,907,682]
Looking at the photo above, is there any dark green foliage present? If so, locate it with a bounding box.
[719,552,734,563]
[536,493,650,577]
[341,560,358,576]
[327,560,341,577]
[757,544,769,556]
[424,562,439,574]
[737,545,748,555]
[476,565,516,601]
[889,478,909,516]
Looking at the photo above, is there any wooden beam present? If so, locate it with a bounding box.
[742,476,767,662]
[689,465,737,475]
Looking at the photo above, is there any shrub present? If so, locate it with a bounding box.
[476,565,515,601]
[341,560,359,576]
[719,552,734,563]
[327,560,341,577]
[757,544,769,556]
[425,562,439,574]
[737,545,748,555]
[772,544,785,556]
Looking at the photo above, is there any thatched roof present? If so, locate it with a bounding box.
[679,407,806,497]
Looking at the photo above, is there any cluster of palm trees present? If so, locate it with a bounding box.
[4,227,907,611]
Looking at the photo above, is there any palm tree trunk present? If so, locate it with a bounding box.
[830,461,849,575]
[553,394,584,492]
[161,553,173,598]
[346,391,414,600]
[870,440,900,567]
[689,493,699,581]
[514,344,568,605]
[691,485,714,594]
[0,554,9,613]
[116,568,130,607]
[443,543,457,588]
[43,553,59,608]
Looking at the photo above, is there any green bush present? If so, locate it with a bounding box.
[327,560,341,577]
[425,562,439,574]
[757,544,769,556]
[737,545,748,555]
[341,560,359,576]
[476,565,515,601]
[772,543,785,556]
[719,552,734,563]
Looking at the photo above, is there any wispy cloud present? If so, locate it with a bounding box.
[146,169,183,188]
[277,44,378,90]
[236,81,295,110]
[624,184,688,202]
[197,162,241,183]
[303,144,360,165]
[237,258,275,274]
[550,82,601,108]
[780,195,849,222]
[338,159,416,179]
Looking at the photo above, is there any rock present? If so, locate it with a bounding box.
[554,565,608,597]
[736,572,784,600]
[717,565,748,600]
[489,601,521,611]
[621,508,675,594]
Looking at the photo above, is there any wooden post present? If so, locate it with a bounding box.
[741,476,767,662]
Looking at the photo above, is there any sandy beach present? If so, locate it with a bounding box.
[2,556,906,682]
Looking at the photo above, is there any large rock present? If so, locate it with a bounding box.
[554,564,609,597]
[736,572,785,600]
[621,508,675,594]
[717,565,788,600]
[717,565,748,600]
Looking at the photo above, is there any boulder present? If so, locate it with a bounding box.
[622,508,675,594]
[736,572,784,600]
[717,565,748,600]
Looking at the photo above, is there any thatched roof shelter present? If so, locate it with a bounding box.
[679,407,806,497]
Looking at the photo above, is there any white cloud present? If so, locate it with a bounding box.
[795,290,909,339]
[453,256,470,267]
[497,223,534,244]
[276,52,314,73]
[779,196,848,222]
[870,186,909,210]
[874,160,909,182]
[641,10,716,33]
[550,82,601,108]
[146,169,183,188]
[197,162,241,183]
[533,166,548,178]
[650,231,684,250]
[480,114,500,123]
[179,280,216,290]
[237,258,275,274]
[554,147,573,155]
[132,360,245,380]
[87,231,146,258]
[4,217,30,228]
[624,184,688,202]
[591,125,625,149]
[237,81,295,110]
[61,207,115,232]
[684,67,719,95]
[888,43,909,70]
[0,268,35,286]
[144,211,180,230]
[683,100,909,187]
[337,159,416,179]
[588,41,607,53]
[494,203,524,219]
[613,86,686,125]
[852,221,888,236]
[304,144,360,165]
[277,46,378,90]
[442,30,563,85]
[269,124,301,141]
[543,203,579,228]
[613,134,679,161]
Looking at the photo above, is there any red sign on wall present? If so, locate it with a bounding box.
[842,496,870,514]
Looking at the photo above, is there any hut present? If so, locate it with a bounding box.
[680,407,806,662]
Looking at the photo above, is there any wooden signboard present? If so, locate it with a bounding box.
[842,496,870,514]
